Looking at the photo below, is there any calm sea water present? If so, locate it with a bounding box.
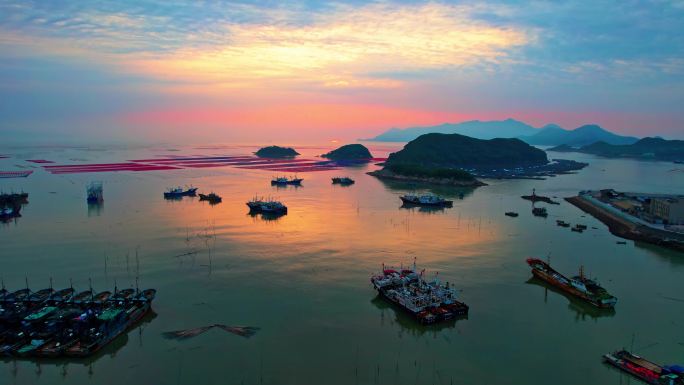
[1,143,683,385]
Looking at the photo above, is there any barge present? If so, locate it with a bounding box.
[526,258,617,308]
[603,350,683,385]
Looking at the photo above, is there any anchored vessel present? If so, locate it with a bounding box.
[163,186,198,199]
[332,177,355,185]
[400,194,453,207]
[199,192,222,204]
[86,182,104,203]
[246,198,288,215]
[370,260,468,325]
[271,176,302,186]
[526,258,617,308]
[603,350,684,385]
[505,211,519,217]
[532,207,548,217]
[0,285,156,358]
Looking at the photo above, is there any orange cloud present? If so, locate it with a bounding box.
[125,3,530,89]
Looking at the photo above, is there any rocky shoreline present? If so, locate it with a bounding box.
[367,169,487,187]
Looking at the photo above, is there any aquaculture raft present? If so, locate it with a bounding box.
[0,171,33,178]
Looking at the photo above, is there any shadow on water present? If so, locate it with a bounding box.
[399,203,447,214]
[247,211,286,222]
[525,278,616,321]
[1,311,158,380]
[634,242,684,267]
[374,178,477,200]
[370,296,466,338]
[272,184,302,190]
[87,202,103,217]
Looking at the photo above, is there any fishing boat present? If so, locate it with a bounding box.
[271,176,303,186]
[247,198,287,215]
[199,192,222,203]
[49,287,76,303]
[332,177,355,185]
[400,194,453,207]
[0,171,33,178]
[27,288,55,303]
[86,182,103,203]
[0,206,21,221]
[526,258,617,308]
[571,225,584,233]
[556,220,570,227]
[0,284,156,358]
[603,350,684,385]
[505,211,519,217]
[1,288,31,303]
[259,201,288,215]
[93,291,112,304]
[109,288,136,303]
[66,299,151,357]
[70,290,94,304]
[163,186,198,199]
[532,207,548,217]
[371,259,468,325]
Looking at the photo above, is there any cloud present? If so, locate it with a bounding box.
[0,2,532,89]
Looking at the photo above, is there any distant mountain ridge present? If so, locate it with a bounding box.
[520,124,638,146]
[366,119,639,146]
[367,119,538,142]
[549,137,684,161]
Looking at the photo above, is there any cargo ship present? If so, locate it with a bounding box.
[371,259,468,325]
[526,258,617,308]
[603,350,684,385]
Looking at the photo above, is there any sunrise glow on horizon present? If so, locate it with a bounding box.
[1,1,683,142]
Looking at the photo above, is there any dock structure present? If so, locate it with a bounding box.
[566,191,684,252]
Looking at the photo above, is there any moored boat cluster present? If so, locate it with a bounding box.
[371,260,468,325]
[0,285,155,358]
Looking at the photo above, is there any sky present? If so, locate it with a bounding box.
[1,0,683,143]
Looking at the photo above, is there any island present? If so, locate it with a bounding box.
[548,137,684,162]
[369,163,486,186]
[368,133,587,185]
[321,144,373,160]
[254,146,299,158]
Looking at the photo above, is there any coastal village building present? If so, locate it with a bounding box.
[649,198,684,225]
